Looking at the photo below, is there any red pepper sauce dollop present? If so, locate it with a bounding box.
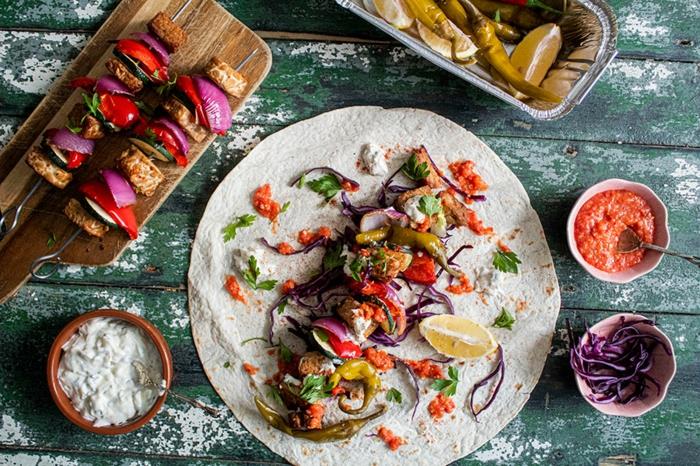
[253,184,281,222]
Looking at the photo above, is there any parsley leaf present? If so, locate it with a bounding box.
[431,366,459,397]
[241,336,267,345]
[279,341,293,363]
[278,298,288,315]
[348,257,365,282]
[401,153,430,181]
[82,92,101,118]
[156,73,178,95]
[323,242,346,271]
[307,174,342,200]
[243,255,278,291]
[299,375,334,404]
[297,173,306,189]
[222,214,256,242]
[418,195,442,217]
[268,385,284,405]
[386,387,403,404]
[280,201,291,214]
[493,250,521,274]
[47,232,57,248]
[493,308,516,330]
[223,361,231,368]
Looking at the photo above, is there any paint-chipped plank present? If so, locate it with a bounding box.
[1,33,699,147]
[0,293,697,464]
[0,0,698,61]
[1,115,696,314]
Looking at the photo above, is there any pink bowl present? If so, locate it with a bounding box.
[566,178,670,283]
[574,313,676,417]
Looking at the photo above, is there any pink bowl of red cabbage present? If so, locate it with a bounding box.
[570,313,676,417]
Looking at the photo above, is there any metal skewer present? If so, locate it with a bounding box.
[0,178,43,239]
[1,0,196,242]
[30,48,259,279]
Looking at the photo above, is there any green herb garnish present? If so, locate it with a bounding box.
[401,153,430,181]
[222,214,256,242]
[156,73,177,95]
[82,92,101,118]
[47,232,57,248]
[307,174,342,201]
[386,388,403,404]
[278,298,288,315]
[243,255,278,291]
[494,9,501,22]
[280,201,291,214]
[65,121,82,134]
[418,195,442,217]
[268,385,284,405]
[493,250,521,274]
[493,308,516,330]
[323,242,346,271]
[299,375,334,404]
[279,341,293,363]
[223,361,231,368]
[431,366,459,397]
[297,173,306,189]
[348,257,365,282]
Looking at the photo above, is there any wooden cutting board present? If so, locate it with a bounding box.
[0,0,271,303]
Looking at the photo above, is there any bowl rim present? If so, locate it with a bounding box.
[573,313,676,417]
[566,178,671,283]
[46,309,173,435]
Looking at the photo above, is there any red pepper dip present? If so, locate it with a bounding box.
[253,184,281,222]
[446,275,474,295]
[405,359,444,379]
[242,362,259,376]
[363,347,395,372]
[377,426,407,451]
[574,189,655,272]
[449,160,488,195]
[428,392,456,420]
[224,275,247,304]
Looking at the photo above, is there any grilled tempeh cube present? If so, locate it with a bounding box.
[162,96,208,142]
[64,198,109,237]
[205,56,247,98]
[117,145,164,197]
[105,57,143,93]
[26,146,72,189]
[148,11,187,52]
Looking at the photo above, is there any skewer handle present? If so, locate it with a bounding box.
[30,228,82,279]
[236,49,257,72]
[171,0,193,21]
[0,177,43,240]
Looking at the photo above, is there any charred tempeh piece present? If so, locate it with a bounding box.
[64,198,109,237]
[26,146,72,189]
[117,145,164,197]
[161,96,208,142]
[205,56,248,98]
[148,11,187,52]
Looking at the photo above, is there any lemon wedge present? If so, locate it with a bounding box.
[416,21,478,62]
[374,0,414,30]
[419,314,497,359]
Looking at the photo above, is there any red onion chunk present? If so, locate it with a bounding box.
[45,128,95,155]
[359,208,409,232]
[95,75,134,97]
[153,116,189,154]
[131,32,170,66]
[101,168,136,207]
[311,317,350,341]
[192,76,232,134]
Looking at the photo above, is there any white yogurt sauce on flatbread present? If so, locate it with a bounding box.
[58,317,163,427]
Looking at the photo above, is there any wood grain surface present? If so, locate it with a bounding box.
[0,0,698,464]
[0,0,271,303]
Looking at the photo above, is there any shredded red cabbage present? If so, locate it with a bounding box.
[291,166,360,190]
[340,191,377,225]
[469,345,505,421]
[397,359,421,420]
[422,146,486,202]
[435,244,473,279]
[425,286,455,314]
[259,236,328,255]
[567,316,670,405]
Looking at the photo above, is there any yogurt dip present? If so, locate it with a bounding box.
[58,317,164,427]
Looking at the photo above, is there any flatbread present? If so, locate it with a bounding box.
[188,107,560,465]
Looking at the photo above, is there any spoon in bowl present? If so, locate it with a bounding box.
[617,227,700,267]
[133,361,221,417]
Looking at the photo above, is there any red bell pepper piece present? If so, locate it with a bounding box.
[402,253,437,285]
[149,122,188,167]
[326,332,362,359]
[97,92,139,130]
[65,151,88,170]
[79,179,139,240]
[175,75,209,129]
[115,39,168,83]
[69,76,97,91]
[348,278,388,298]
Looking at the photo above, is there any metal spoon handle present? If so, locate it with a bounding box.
[167,389,221,417]
[642,242,700,267]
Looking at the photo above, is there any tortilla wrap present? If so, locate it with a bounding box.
[188,106,560,465]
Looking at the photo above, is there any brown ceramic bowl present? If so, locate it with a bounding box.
[47,309,173,435]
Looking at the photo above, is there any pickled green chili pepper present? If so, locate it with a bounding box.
[254,396,387,442]
[389,225,463,277]
[438,0,523,42]
[457,0,562,103]
[355,226,390,245]
[328,359,382,414]
[403,0,474,65]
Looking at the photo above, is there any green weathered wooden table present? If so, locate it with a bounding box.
[0,0,698,464]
